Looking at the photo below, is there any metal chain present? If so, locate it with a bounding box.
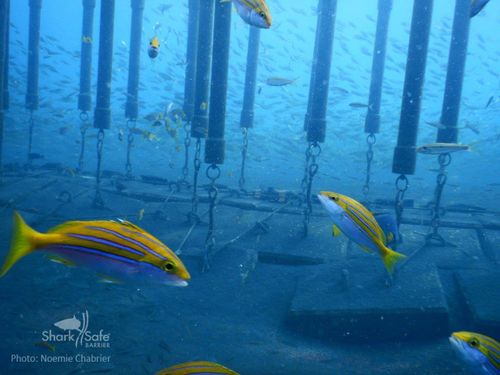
[203,163,221,271]
[239,128,249,191]
[426,153,451,247]
[125,119,136,178]
[93,129,105,207]
[27,110,34,166]
[394,174,409,241]
[303,142,321,237]
[180,121,192,186]
[77,111,90,173]
[363,133,376,196]
[189,138,202,223]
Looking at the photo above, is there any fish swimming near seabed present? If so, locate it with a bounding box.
[317,192,406,274]
[450,331,500,375]
[155,361,240,375]
[0,212,190,286]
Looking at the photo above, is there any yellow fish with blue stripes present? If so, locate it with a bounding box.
[155,361,240,375]
[317,192,406,274]
[222,0,272,29]
[450,331,500,375]
[0,212,190,286]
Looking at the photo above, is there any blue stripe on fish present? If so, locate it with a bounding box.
[67,233,145,257]
[345,203,379,240]
[48,244,140,265]
[86,226,168,260]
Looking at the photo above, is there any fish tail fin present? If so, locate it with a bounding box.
[381,246,406,274]
[0,212,40,277]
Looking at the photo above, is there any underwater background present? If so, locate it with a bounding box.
[0,0,500,374]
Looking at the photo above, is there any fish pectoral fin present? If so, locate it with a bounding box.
[360,246,374,254]
[387,232,394,243]
[97,274,124,284]
[47,255,76,267]
[332,225,342,237]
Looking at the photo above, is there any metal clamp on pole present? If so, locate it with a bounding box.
[204,163,220,271]
[363,133,376,197]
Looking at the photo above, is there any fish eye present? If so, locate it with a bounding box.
[468,338,479,348]
[163,262,174,271]
[329,196,337,201]
[259,11,265,17]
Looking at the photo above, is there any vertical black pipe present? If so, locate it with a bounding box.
[3,0,9,111]
[306,0,337,143]
[364,0,393,134]
[392,0,433,175]
[78,0,96,113]
[125,0,145,120]
[94,0,115,129]
[240,26,260,129]
[0,0,8,171]
[183,0,200,122]
[205,0,231,164]
[437,0,471,143]
[25,0,42,111]
[303,0,322,132]
[191,0,215,139]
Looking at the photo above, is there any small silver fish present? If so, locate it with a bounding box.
[416,143,470,155]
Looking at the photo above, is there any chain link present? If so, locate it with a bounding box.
[180,121,192,185]
[189,138,202,223]
[363,133,376,196]
[125,119,136,178]
[394,174,409,242]
[302,142,321,237]
[77,111,90,173]
[93,129,105,207]
[426,153,451,246]
[239,128,249,191]
[204,163,220,271]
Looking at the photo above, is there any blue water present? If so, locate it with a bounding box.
[1,1,500,374]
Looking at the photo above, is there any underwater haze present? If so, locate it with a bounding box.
[1,0,500,374]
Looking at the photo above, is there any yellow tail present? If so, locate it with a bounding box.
[0,212,40,277]
[381,246,406,274]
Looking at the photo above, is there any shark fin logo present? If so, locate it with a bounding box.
[53,310,89,348]
[44,310,110,349]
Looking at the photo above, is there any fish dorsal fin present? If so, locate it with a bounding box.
[47,221,83,233]
[332,225,341,237]
[115,219,145,232]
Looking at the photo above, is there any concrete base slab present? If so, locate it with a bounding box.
[287,260,449,342]
[455,270,500,338]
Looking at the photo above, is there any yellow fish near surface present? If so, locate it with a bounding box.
[0,212,190,286]
[450,331,500,375]
[155,361,240,375]
[317,191,406,274]
[222,0,272,29]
